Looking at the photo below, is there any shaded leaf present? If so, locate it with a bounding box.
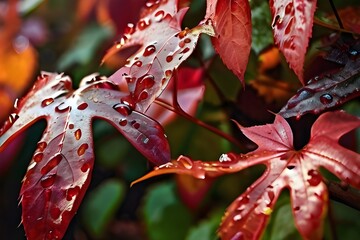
[134,111,360,239]
[0,72,170,240]
[279,37,360,119]
[106,0,214,112]
[270,0,317,84]
[205,0,252,83]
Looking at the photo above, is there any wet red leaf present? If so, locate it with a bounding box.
[0,72,170,240]
[270,0,317,84]
[205,0,252,83]
[134,111,360,239]
[105,0,214,113]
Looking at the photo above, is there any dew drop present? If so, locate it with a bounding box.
[113,103,132,116]
[50,207,61,220]
[307,169,322,186]
[66,186,80,201]
[287,165,295,170]
[124,23,135,35]
[55,103,70,113]
[41,154,62,175]
[81,162,91,172]
[319,94,333,104]
[77,103,88,110]
[184,38,191,43]
[37,142,47,151]
[119,119,127,126]
[294,206,300,211]
[131,121,140,129]
[69,124,74,129]
[143,45,156,56]
[179,41,185,48]
[138,91,149,101]
[77,143,89,156]
[233,214,242,221]
[133,60,143,67]
[40,173,56,188]
[138,18,151,30]
[181,47,190,54]
[154,10,165,21]
[165,70,172,77]
[34,152,44,163]
[41,98,54,107]
[166,55,173,62]
[9,113,19,124]
[138,74,155,89]
[74,129,82,140]
[180,157,193,169]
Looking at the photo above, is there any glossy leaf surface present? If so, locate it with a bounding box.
[270,0,317,84]
[0,72,170,240]
[205,0,252,83]
[134,111,360,239]
[105,0,214,112]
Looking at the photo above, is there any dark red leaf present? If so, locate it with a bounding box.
[0,72,170,240]
[205,0,252,83]
[134,111,360,239]
[270,0,317,84]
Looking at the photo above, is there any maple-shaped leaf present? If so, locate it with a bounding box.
[279,36,360,119]
[0,72,170,240]
[104,0,214,112]
[134,111,360,239]
[205,0,252,83]
[270,0,317,84]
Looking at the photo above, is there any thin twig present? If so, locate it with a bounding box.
[328,0,344,29]
[326,180,360,211]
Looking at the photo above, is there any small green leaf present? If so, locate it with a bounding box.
[82,179,125,237]
[185,210,223,240]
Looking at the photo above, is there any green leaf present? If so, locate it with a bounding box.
[58,23,113,70]
[143,182,193,240]
[82,179,125,237]
[185,210,223,240]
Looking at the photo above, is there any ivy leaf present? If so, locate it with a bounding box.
[270,0,317,84]
[279,36,360,119]
[134,111,360,239]
[0,72,170,240]
[205,0,252,83]
[105,0,214,112]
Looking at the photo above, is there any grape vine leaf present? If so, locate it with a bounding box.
[279,36,360,119]
[133,111,360,239]
[270,0,317,84]
[205,0,252,83]
[0,72,170,240]
[104,0,214,112]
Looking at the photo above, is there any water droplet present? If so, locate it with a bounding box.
[131,121,140,129]
[81,162,91,172]
[137,18,151,30]
[319,94,333,104]
[77,144,89,156]
[74,129,82,140]
[125,76,136,84]
[178,28,188,39]
[124,23,135,35]
[133,60,143,67]
[77,103,88,110]
[233,214,242,221]
[138,74,155,89]
[287,165,295,170]
[184,38,191,44]
[40,174,57,188]
[41,98,54,107]
[37,142,47,151]
[142,137,149,144]
[294,206,300,211]
[166,55,173,62]
[143,45,156,56]
[41,154,62,175]
[34,152,44,163]
[307,169,322,186]
[181,47,190,54]
[113,103,132,116]
[138,91,149,101]
[119,119,127,126]
[179,41,185,48]
[154,10,165,21]
[66,186,80,201]
[180,157,193,169]
[165,70,172,77]
[219,154,232,162]
[9,113,19,124]
[50,207,61,220]
[55,103,70,113]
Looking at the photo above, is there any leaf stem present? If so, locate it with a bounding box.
[326,180,360,211]
[328,0,344,29]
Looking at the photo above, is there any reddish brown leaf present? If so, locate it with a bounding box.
[205,0,252,83]
[134,111,360,239]
[270,0,317,84]
[105,0,214,113]
[0,72,170,240]
[280,36,360,119]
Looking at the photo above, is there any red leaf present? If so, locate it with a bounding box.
[205,0,252,83]
[270,0,317,84]
[0,72,170,240]
[105,0,214,112]
[134,111,360,239]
